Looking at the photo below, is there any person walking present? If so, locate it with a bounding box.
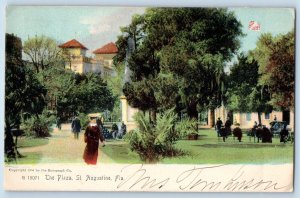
[83,119,105,165]
[56,117,61,130]
[71,117,81,139]
[225,117,232,136]
[215,117,223,137]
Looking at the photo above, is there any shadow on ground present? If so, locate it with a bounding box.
[194,143,293,149]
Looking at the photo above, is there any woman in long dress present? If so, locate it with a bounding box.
[83,120,105,165]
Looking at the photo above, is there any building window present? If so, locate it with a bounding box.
[265,113,270,120]
[246,113,251,121]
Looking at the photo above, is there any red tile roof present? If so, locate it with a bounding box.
[93,42,118,54]
[59,39,88,50]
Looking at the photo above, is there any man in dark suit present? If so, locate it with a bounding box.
[71,117,81,139]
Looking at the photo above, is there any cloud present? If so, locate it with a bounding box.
[79,16,99,25]
[79,7,145,35]
[89,24,111,34]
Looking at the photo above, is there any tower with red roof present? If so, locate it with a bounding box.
[93,42,118,77]
[59,39,98,74]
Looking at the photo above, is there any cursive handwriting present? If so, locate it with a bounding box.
[176,164,225,191]
[176,164,289,192]
[223,166,289,191]
[116,164,291,192]
[116,164,170,190]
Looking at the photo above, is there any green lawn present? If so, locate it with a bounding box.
[102,129,294,164]
[102,140,141,163]
[17,137,49,148]
[6,153,43,164]
[5,137,49,164]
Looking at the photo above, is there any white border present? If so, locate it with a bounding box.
[0,0,298,197]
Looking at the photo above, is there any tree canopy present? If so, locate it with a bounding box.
[249,31,295,110]
[5,34,47,156]
[226,54,272,124]
[22,35,116,121]
[36,66,115,121]
[115,8,243,120]
[23,35,64,73]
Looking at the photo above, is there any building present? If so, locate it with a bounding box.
[93,42,118,77]
[59,39,96,74]
[59,39,117,77]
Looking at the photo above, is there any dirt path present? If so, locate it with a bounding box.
[19,128,114,164]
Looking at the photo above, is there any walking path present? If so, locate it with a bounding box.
[19,128,114,164]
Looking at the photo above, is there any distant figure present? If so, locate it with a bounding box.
[220,127,227,142]
[280,124,289,143]
[56,117,61,130]
[255,124,263,143]
[71,117,81,139]
[249,121,258,142]
[225,117,232,136]
[83,119,105,165]
[121,122,127,136]
[274,115,277,121]
[215,117,223,137]
[233,126,242,142]
[111,123,119,139]
[261,126,272,143]
[253,121,258,130]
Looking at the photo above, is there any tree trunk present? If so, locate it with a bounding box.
[4,121,15,158]
[150,110,157,124]
[209,108,215,127]
[187,101,198,132]
[187,102,198,120]
[257,111,262,126]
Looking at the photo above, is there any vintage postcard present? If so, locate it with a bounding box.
[4,6,295,192]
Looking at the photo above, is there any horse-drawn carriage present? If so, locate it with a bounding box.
[270,121,286,137]
[247,126,272,143]
[247,121,293,143]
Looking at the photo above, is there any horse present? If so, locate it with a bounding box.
[233,127,242,142]
[219,127,227,142]
[261,127,272,143]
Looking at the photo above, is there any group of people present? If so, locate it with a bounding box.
[70,117,127,165]
[111,122,127,139]
[250,121,273,143]
[251,120,289,143]
[215,117,233,142]
[215,116,290,144]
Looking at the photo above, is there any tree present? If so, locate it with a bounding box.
[52,72,115,120]
[226,54,272,125]
[250,31,295,110]
[115,8,243,121]
[5,34,46,158]
[106,63,128,121]
[23,35,64,73]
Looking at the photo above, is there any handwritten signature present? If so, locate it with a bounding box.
[115,164,290,192]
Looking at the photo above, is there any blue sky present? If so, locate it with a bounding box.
[6,6,295,56]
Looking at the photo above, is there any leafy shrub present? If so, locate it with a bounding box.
[126,109,183,163]
[175,118,198,139]
[22,111,56,137]
[78,113,90,129]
